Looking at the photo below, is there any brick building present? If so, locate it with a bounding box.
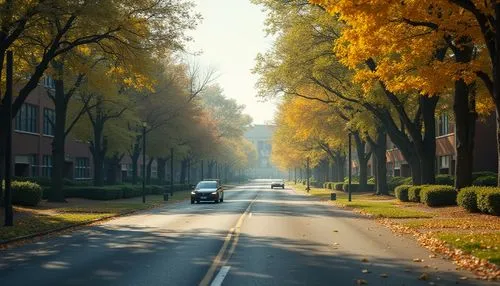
[11,78,93,181]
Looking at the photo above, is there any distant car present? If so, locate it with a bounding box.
[191,180,224,204]
[271,180,285,189]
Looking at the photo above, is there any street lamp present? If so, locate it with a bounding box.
[348,132,352,202]
[142,122,147,204]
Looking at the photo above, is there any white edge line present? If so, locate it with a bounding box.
[210,266,231,286]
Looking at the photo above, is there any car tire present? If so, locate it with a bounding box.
[282,185,285,189]
[214,199,219,204]
[220,197,224,203]
[196,200,200,204]
[271,186,273,189]
[191,199,194,204]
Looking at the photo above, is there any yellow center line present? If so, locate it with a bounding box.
[199,192,259,286]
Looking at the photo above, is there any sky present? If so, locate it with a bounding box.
[186,0,278,125]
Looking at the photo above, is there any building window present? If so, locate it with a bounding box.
[41,155,52,177]
[127,164,133,177]
[75,157,90,179]
[30,154,39,177]
[43,108,55,136]
[438,113,449,136]
[43,76,56,89]
[15,104,38,133]
[151,165,158,178]
[439,156,450,169]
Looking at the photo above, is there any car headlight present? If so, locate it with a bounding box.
[211,192,217,195]
[191,191,196,195]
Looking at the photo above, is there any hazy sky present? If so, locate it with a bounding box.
[186,0,278,125]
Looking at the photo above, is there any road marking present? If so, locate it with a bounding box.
[199,193,258,286]
[210,266,231,286]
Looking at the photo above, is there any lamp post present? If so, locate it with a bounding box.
[306,157,310,193]
[348,132,352,202]
[4,51,13,226]
[142,122,147,203]
[170,147,174,196]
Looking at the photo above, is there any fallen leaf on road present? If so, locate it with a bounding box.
[356,279,368,285]
[380,273,388,278]
[362,269,370,274]
[419,273,429,280]
[429,254,436,258]
[413,258,424,262]
[459,276,468,280]
[333,230,339,232]
[333,242,339,246]
[361,258,369,262]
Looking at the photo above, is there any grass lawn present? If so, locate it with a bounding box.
[0,191,191,242]
[289,182,500,267]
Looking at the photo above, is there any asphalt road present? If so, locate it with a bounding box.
[0,180,495,286]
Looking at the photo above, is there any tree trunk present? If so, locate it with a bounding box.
[90,122,106,186]
[157,157,167,184]
[130,142,140,185]
[49,76,66,202]
[335,152,346,182]
[419,95,439,185]
[105,153,122,185]
[353,132,369,191]
[146,157,154,185]
[372,129,388,195]
[454,40,476,189]
[180,159,187,184]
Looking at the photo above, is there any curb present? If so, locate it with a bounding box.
[0,199,185,247]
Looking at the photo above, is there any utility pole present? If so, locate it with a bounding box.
[142,123,146,203]
[4,51,13,226]
[170,148,174,196]
[294,167,297,184]
[306,157,310,192]
[348,132,352,202]
[200,159,204,180]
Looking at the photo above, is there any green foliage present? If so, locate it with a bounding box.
[472,172,497,180]
[367,176,375,184]
[435,175,454,186]
[9,181,43,206]
[408,185,427,202]
[333,183,343,191]
[476,188,500,216]
[472,175,498,187]
[324,182,341,190]
[342,183,375,192]
[395,185,412,202]
[420,185,457,207]
[457,188,479,213]
[387,176,413,192]
[65,186,124,200]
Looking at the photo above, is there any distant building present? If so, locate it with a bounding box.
[244,125,284,179]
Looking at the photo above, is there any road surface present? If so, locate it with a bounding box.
[0,180,495,285]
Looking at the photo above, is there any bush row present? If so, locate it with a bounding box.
[62,184,191,200]
[2,181,43,206]
[458,187,500,215]
[395,184,457,207]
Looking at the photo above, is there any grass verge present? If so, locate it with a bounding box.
[0,191,190,242]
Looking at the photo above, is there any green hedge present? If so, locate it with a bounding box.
[458,187,500,216]
[408,185,427,202]
[62,184,189,201]
[333,183,344,191]
[457,188,479,212]
[387,176,413,192]
[476,188,500,216]
[420,185,457,207]
[342,183,375,193]
[8,181,43,206]
[472,172,497,180]
[395,185,412,202]
[435,175,454,186]
[472,175,497,187]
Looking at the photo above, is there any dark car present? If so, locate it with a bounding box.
[271,180,285,189]
[191,180,224,204]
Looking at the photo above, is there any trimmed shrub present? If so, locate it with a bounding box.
[395,185,412,202]
[435,175,454,186]
[476,187,500,216]
[420,185,457,207]
[367,177,375,184]
[472,172,497,180]
[342,183,375,193]
[65,186,123,200]
[387,176,413,192]
[334,183,344,191]
[7,181,43,206]
[457,187,479,212]
[472,175,497,187]
[408,185,427,202]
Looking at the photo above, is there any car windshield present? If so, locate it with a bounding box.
[196,181,217,189]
